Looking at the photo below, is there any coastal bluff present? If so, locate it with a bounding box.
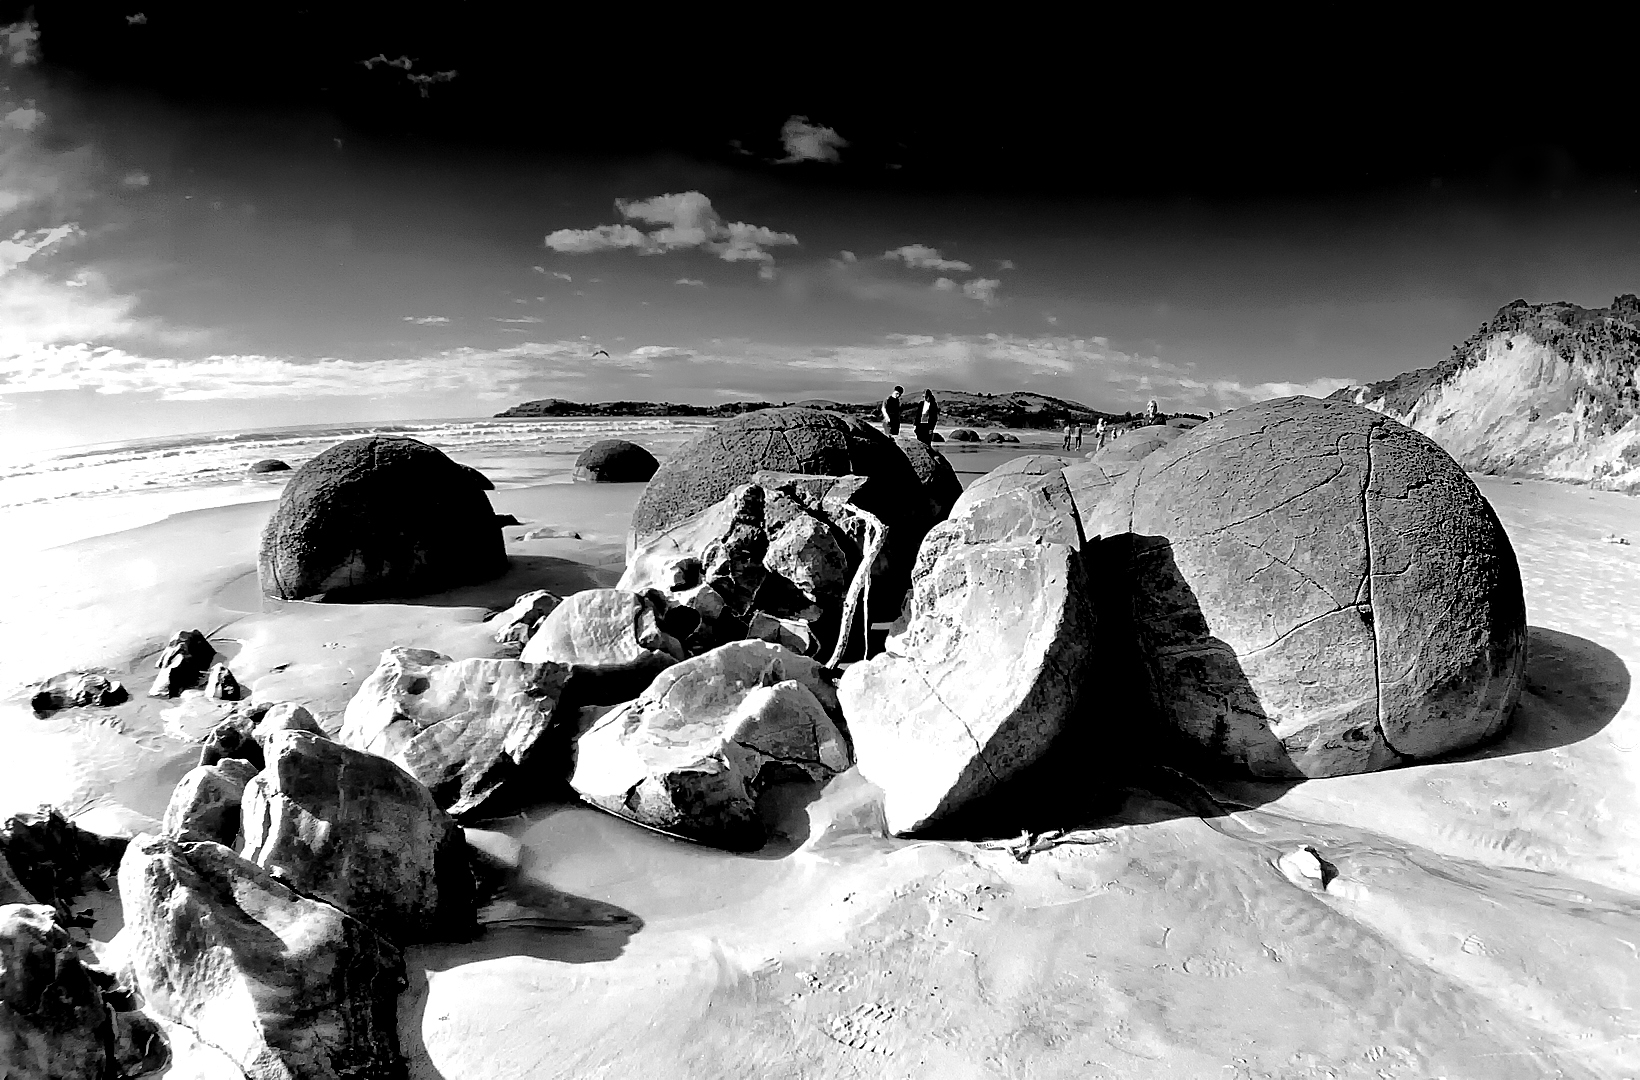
[1331,294,1640,491]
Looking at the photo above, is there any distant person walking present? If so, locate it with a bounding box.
[1073,424,1083,450]
[1062,423,1073,450]
[1095,417,1106,448]
[914,389,939,444]
[881,385,904,436]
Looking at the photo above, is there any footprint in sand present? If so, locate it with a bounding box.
[822,1002,896,1054]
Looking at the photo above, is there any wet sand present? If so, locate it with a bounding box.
[3,437,1635,1078]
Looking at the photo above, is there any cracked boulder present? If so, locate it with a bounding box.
[839,540,1096,836]
[520,589,684,702]
[948,454,1070,518]
[571,640,852,850]
[340,648,573,818]
[627,407,932,614]
[1093,395,1527,777]
[240,730,474,943]
[911,470,1086,596]
[620,473,886,661]
[118,835,405,1080]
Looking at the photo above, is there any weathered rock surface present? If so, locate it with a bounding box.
[489,589,563,645]
[519,589,683,700]
[28,670,128,713]
[1089,423,1183,467]
[839,540,1096,836]
[620,473,885,660]
[148,629,215,699]
[0,808,125,921]
[162,758,260,846]
[627,407,931,608]
[1097,395,1527,777]
[0,903,112,1080]
[249,458,290,473]
[258,435,507,601]
[949,454,1069,518]
[574,439,659,483]
[340,648,573,818]
[911,471,1086,598]
[204,663,241,701]
[118,835,405,1080]
[571,640,851,850]
[893,436,964,521]
[240,731,474,943]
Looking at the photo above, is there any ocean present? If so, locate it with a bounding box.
[0,416,713,552]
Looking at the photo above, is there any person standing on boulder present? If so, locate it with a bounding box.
[915,389,939,444]
[882,386,904,436]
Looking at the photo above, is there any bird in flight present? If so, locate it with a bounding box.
[592,349,610,358]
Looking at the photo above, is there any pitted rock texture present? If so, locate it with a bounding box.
[571,640,851,850]
[1094,395,1527,778]
[839,540,1096,836]
[340,647,573,819]
[892,436,964,521]
[627,407,930,607]
[258,435,506,601]
[118,835,406,1080]
[240,731,474,943]
[573,439,659,483]
[910,471,1086,599]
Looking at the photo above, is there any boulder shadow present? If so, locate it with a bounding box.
[1447,625,1628,761]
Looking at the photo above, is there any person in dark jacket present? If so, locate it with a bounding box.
[881,385,904,436]
[914,389,939,444]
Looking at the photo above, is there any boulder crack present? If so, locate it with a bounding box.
[1360,425,1403,757]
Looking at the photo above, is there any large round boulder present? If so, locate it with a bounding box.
[574,439,659,483]
[1094,396,1527,778]
[249,458,290,474]
[949,428,979,442]
[629,407,932,611]
[257,435,507,601]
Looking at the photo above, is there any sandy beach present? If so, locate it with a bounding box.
[4,428,1638,1079]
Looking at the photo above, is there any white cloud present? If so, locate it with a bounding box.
[757,264,778,281]
[674,278,706,287]
[3,19,39,66]
[777,116,848,164]
[932,277,957,291]
[492,315,543,324]
[628,345,695,361]
[3,103,42,130]
[544,191,798,268]
[838,250,857,263]
[962,278,1001,304]
[884,244,972,273]
[402,315,449,325]
[552,271,571,281]
[121,170,151,189]
[998,259,1016,270]
[0,224,82,274]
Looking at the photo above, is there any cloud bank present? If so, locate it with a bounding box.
[544,191,798,268]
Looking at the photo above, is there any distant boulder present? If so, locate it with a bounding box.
[249,458,290,473]
[982,432,1020,443]
[949,428,980,442]
[628,407,931,611]
[1094,396,1527,778]
[571,640,851,850]
[574,439,659,483]
[258,435,507,601]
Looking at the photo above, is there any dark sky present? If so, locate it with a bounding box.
[3,4,1639,454]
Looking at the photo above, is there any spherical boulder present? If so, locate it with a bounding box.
[949,428,979,442]
[1097,396,1526,778]
[258,435,507,601]
[574,439,659,483]
[629,407,932,613]
[249,458,290,473]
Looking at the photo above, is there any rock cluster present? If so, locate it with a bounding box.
[29,671,128,714]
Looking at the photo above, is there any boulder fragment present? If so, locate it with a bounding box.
[162,758,260,846]
[0,904,113,1080]
[148,629,214,699]
[488,589,563,646]
[28,671,128,714]
[204,663,241,701]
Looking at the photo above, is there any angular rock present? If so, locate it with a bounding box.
[839,541,1096,836]
[0,808,125,920]
[340,648,572,818]
[258,435,507,602]
[0,904,111,1080]
[571,640,851,850]
[198,706,270,770]
[489,589,563,646]
[240,731,474,943]
[28,670,128,713]
[573,439,659,483]
[1098,395,1527,777]
[520,589,682,698]
[204,663,242,701]
[254,702,327,744]
[118,835,405,1080]
[162,758,260,846]
[148,629,215,699]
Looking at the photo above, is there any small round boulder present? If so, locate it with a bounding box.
[1099,396,1526,778]
[574,440,659,483]
[249,459,290,473]
[258,435,507,601]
